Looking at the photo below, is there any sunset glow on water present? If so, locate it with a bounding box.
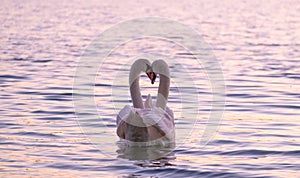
[1,0,299,177]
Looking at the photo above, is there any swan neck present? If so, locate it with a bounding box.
[152,60,170,109]
[129,59,150,108]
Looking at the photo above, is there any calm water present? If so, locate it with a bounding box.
[1,0,300,177]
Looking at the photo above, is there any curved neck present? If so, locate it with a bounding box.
[157,74,170,109]
[130,78,143,108]
[129,59,150,108]
[152,60,170,110]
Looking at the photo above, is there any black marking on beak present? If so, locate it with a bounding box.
[146,65,157,84]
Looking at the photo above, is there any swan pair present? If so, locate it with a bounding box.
[116,59,175,146]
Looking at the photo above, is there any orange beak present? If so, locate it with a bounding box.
[146,70,156,84]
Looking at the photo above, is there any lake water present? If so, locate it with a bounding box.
[1,0,300,177]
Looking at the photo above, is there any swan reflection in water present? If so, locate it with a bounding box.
[116,59,176,161]
[116,140,176,162]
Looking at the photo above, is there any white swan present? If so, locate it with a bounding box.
[116,59,175,146]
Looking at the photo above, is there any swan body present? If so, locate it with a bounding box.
[116,59,175,146]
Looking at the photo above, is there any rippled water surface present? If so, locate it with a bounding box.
[1,0,300,177]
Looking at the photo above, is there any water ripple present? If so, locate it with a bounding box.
[0,0,299,177]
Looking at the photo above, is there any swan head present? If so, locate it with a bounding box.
[146,64,157,84]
